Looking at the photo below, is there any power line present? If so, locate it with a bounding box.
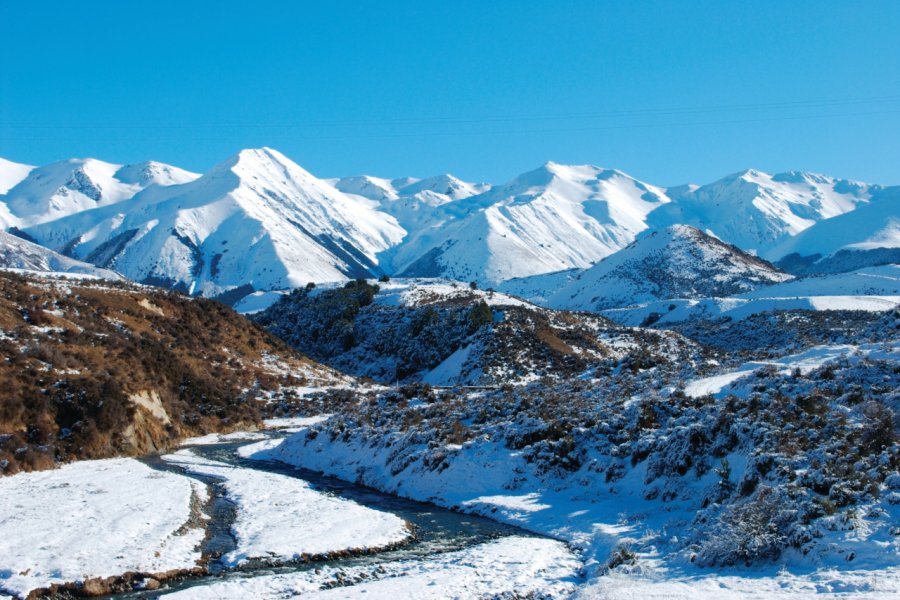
[1,95,899,131]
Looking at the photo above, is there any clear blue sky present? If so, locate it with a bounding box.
[2,0,899,186]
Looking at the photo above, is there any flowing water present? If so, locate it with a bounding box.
[113,431,532,598]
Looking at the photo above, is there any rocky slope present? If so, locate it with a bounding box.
[0,271,342,475]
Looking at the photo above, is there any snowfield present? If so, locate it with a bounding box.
[0,458,207,598]
[162,449,412,566]
[576,566,900,599]
[161,536,580,599]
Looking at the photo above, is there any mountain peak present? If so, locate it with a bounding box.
[114,161,199,187]
[208,147,316,186]
[550,222,790,311]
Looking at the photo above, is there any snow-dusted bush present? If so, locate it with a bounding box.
[696,486,794,566]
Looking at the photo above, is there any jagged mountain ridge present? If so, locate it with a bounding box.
[1,149,896,302]
[393,162,672,284]
[23,149,407,298]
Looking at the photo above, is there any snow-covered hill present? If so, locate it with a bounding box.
[0,157,197,229]
[647,169,877,254]
[548,225,791,311]
[393,162,672,285]
[0,230,122,279]
[597,265,900,326]
[24,148,406,300]
[766,187,900,274]
[254,278,699,386]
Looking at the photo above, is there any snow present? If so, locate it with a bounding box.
[161,536,580,599]
[233,290,286,313]
[577,567,900,599]
[498,267,581,304]
[5,151,896,297]
[0,157,192,229]
[162,449,411,566]
[393,162,672,285]
[548,225,791,311]
[648,169,875,255]
[263,414,332,430]
[766,188,900,260]
[23,148,405,299]
[742,265,900,297]
[0,158,35,195]
[0,458,207,598]
[422,343,474,385]
[0,230,123,279]
[684,342,898,398]
[601,277,900,326]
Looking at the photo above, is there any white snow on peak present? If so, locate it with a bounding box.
[393,162,672,285]
[24,147,406,299]
[648,168,876,254]
[333,172,489,236]
[114,160,200,187]
[0,156,194,229]
[396,173,490,201]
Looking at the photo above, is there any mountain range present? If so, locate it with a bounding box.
[1,148,897,306]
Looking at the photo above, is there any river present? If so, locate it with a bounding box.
[113,431,535,598]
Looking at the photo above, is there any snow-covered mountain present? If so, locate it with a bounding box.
[393,162,672,285]
[0,157,198,229]
[548,224,792,311]
[647,169,877,254]
[766,186,900,274]
[333,173,490,234]
[2,149,897,301]
[24,148,406,300]
[0,230,122,279]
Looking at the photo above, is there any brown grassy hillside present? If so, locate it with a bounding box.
[0,271,343,474]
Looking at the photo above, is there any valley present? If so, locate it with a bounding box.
[0,150,897,599]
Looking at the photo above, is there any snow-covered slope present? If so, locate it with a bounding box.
[648,169,876,254]
[0,157,198,229]
[0,230,122,279]
[334,173,490,236]
[497,268,581,305]
[394,162,672,285]
[25,148,406,299]
[0,158,35,195]
[766,186,900,274]
[549,225,792,311]
[598,265,900,326]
